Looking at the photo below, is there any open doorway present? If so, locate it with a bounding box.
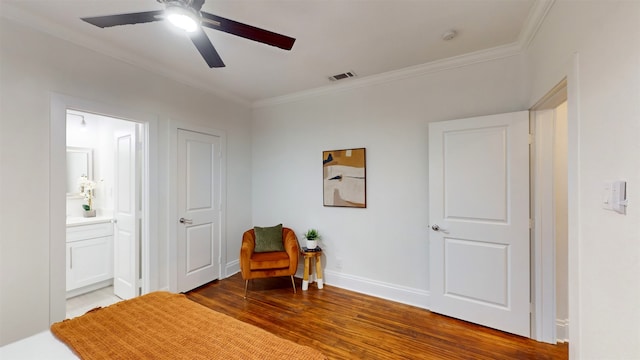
[50,93,156,325]
[64,109,146,318]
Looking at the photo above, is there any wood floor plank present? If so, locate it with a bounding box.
[186,274,568,360]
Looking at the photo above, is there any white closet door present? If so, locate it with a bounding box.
[428,111,530,337]
[176,129,221,292]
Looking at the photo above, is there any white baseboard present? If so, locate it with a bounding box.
[556,318,569,343]
[230,262,428,309]
[225,260,240,278]
[320,269,430,310]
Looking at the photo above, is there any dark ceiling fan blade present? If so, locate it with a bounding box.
[189,28,225,68]
[81,10,164,28]
[200,12,295,50]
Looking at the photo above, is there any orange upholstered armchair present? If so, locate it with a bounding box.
[240,225,299,298]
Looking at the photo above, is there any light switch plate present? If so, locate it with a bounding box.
[603,181,627,214]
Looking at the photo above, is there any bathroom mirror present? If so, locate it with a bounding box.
[67,147,93,197]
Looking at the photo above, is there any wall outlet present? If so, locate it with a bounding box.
[335,258,343,270]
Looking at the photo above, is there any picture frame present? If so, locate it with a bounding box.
[323,148,366,208]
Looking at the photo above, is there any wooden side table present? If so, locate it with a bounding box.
[301,247,323,291]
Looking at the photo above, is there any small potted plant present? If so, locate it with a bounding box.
[303,229,320,249]
[78,175,97,217]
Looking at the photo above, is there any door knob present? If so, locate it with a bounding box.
[179,217,193,224]
[431,224,440,231]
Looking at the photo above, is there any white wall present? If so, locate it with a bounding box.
[252,55,527,304]
[526,2,640,358]
[0,18,253,345]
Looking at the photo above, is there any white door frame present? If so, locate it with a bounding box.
[530,79,568,343]
[168,121,227,292]
[566,55,581,357]
[529,55,580,354]
[530,108,557,343]
[49,93,158,323]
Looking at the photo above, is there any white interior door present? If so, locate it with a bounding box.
[428,111,530,337]
[113,130,139,300]
[176,129,221,292]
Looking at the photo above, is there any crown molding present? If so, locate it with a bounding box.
[0,3,250,107]
[252,42,522,108]
[253,0,555,109]
[517,0,556,50]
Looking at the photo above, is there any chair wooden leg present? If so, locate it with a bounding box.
[290,275,297,294]
[244,280,249,299]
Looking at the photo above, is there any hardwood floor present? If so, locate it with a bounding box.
[186,274,568,360]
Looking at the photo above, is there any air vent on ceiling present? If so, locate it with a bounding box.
[328,71,357,81]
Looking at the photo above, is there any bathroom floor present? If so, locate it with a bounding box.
[66,286,122,319]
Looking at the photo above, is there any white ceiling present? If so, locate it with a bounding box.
[1,0,548,106]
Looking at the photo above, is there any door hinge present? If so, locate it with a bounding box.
[529,219,533,229]
[528,134,534,144]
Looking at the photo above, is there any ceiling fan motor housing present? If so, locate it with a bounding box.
[158,0,205,12]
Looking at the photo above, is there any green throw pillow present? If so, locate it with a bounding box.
[254,224,285,253]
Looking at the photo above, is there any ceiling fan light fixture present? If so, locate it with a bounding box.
[82,0,295,69]
[166,4,200,32]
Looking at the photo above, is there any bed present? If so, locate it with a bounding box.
[1,330,78,359]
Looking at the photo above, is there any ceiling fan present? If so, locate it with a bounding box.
[81,0,296,68]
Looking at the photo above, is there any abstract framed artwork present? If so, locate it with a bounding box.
[323,148,366,208]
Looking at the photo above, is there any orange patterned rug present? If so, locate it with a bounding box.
[52,291,327,360]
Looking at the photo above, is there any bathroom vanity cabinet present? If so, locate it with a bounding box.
[66,219,113,298]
